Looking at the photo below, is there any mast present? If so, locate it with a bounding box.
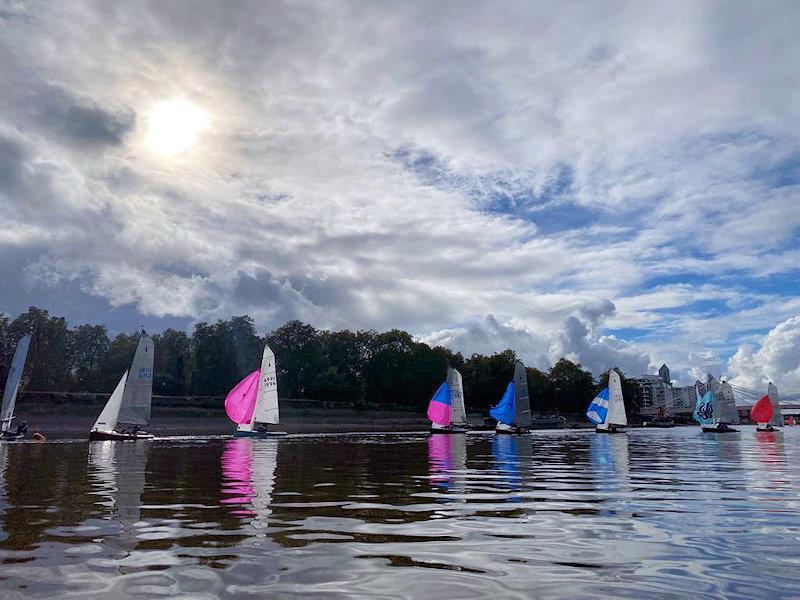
[117,331,154,427]
[252,345,279,425]
[447,367,466,424]
[91,371,128,433]
[513,360,531,427]
[0,335,31,433]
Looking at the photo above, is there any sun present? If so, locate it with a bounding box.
[145,98,210,156]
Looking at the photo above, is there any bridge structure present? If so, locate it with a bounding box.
[731,385,800,417]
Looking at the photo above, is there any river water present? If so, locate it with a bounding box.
[0,427,798,599]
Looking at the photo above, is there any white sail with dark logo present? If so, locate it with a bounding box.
[447,366,466,424]
[117,332,154,427]
[0,335,31,434]
[513,360,531,427]
[252,345,279,425]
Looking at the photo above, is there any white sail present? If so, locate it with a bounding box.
[252,345,279,425]
[767,382,783,428]
[1,335,31,433]
[117,332,154,427]
[447,366,466,424]
[91,371,128,433]
[513,360,531,427]
[707,376,725,423]
[605,369,628,427]
[720,380,740,424]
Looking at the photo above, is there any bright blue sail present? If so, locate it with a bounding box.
[694,391,716,425]
[586,387,609,425]
[490,382,516,425]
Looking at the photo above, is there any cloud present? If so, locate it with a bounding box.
[0,0,795,378]
[727,315,800,394]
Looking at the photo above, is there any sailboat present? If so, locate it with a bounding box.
[89,331,155,441]
[226,344,285,438]
[427,366,467,434]
[0,335,31,441]
[693,376,738,433]
[586,369,627,433]
[751,382,783,431]
[489,359,531,434]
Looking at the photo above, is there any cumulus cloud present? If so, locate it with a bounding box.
[728,315,800,395]
[0,0,796,378]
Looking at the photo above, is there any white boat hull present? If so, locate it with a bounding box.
[89,430,154,441]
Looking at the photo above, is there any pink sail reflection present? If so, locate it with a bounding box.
[220,438,255,516]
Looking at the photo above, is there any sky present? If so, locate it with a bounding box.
[1,1,799,392]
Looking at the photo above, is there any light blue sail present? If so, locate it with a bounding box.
[586,387,609,425]
[693,391,716,425]
[490,382,516,425]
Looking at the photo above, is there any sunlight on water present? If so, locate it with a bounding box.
[1,428,799,598]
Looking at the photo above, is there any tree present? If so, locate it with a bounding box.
[8,307,72,391]
[266,321,326,398]
[71,324,110,391]
[99,332,139,391]
[153,329,191,395]
[548,358,596,413]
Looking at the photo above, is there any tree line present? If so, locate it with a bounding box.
[0,307,642,414]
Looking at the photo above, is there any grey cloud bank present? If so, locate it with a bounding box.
[1,1,799,389]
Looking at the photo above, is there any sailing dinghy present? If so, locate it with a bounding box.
[89,331,155,441]
[226,344,285,438]
[693,376,738,433]
[586,369,627,433]
[427,366,468,433]
[0,335,31,441]
[490,360,531,434]
[751,382,782,431]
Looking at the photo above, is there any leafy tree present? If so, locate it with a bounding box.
[547,358,596,413]
[99,332,139,391]
[8,307,72,391]
[153,329,191,395]
[71,324,110,391]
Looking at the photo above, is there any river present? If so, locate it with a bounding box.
[1,427,797,598]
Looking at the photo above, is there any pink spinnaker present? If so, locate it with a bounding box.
[225,370,261,425]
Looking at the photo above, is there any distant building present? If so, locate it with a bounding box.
[633,363,694,415]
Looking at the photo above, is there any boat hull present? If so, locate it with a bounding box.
[643,420,675,428]
[233,429,287,438]
[0,432,25,442]
[429,427,466,435]
[701,425,738,433]
[495,426,529,435]
[596,426,625,434]
[756,425,779,432]
[89,430,154,441]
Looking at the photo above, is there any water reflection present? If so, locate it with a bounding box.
[0,430,799,598]
[220,438,278,525]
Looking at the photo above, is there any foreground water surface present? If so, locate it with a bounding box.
[1,427,798,599]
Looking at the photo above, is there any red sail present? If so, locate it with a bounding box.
[750,395,773,423]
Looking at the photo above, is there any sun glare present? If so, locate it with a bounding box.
[145,98,210,156]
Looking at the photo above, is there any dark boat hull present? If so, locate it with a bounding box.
[89,430,154,441]
[495,426,530,435]
[0,432,25,442]
[701,425,738,433]
[233,430,287,438]
[596,427,625,434]
[429,427,466,435]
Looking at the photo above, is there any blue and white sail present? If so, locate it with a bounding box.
[490,382,516,426]
[586,387,609,425]
[694,390,716,426]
